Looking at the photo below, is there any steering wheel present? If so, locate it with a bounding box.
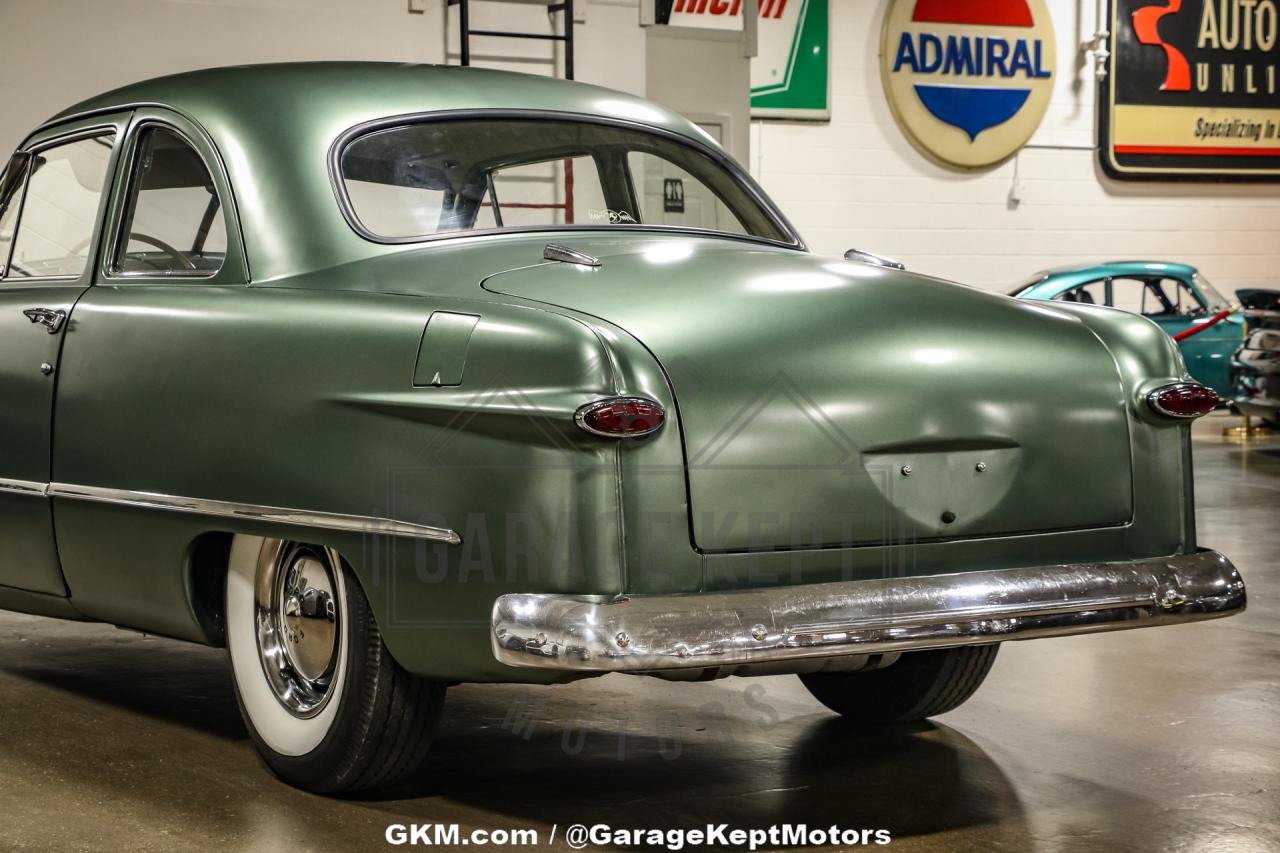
[65,233,198,272]
[124,232,198,271]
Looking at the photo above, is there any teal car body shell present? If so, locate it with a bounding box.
[0,64,1232,684]
[1013,261,1246,397]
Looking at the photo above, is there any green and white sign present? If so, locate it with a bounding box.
[665,0,831,120]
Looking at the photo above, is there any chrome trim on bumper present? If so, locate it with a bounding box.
[492,550,1245,672]
[42,483,461,545]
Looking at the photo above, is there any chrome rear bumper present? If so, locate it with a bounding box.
[491,550,1245,672]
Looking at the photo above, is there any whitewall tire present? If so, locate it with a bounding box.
[225,535,446,792]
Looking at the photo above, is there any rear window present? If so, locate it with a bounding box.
[337,118,789,243]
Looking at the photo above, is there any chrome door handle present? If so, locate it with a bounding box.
[22,308,67,334]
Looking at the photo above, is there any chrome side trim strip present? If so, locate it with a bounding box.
[492,550,1245,672]
[44,483,461,545]
[0,478,49,497]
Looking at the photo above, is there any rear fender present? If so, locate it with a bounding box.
[1046,302,1194,554]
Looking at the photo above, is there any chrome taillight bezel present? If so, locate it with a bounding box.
[574,397,666,439]
[1146,382,1220,419]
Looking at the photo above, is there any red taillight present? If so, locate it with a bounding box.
[1147,383,1219,419]
[575,397,665,438]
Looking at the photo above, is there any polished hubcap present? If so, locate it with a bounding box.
[254,542,342,718]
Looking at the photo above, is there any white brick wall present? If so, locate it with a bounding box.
[753,0,1280,294]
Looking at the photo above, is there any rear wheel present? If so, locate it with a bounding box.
[225,535,446,792]
[799,645,999,723]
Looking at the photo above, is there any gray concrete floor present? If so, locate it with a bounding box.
[1,413,1276,852]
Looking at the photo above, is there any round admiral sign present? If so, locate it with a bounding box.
[881,0,1058,169]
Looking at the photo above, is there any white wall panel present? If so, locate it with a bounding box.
[0,0,644,157]
[0,0,1276,296]
[753,0,1280,293]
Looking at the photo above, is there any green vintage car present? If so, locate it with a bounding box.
[0,64,1245,792]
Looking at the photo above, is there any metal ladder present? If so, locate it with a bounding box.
[446,0,577,80]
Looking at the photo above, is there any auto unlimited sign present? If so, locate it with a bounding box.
[1103,0,1280,179]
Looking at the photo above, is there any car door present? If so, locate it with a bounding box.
[0,114,128,597]
[45,109,251,631]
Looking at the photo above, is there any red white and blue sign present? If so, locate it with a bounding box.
[881,0,1058,168]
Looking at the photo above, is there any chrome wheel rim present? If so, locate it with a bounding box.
[254,541,342,718]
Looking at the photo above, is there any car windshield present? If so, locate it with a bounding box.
[1193,273,1230,311]
[338,118,791,243]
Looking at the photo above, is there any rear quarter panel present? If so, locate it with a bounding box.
[52,281,636,681]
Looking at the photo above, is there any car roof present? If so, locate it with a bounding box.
[40,63,724,281]
[1020,260,1200,293]
[1038,260,1198,278]
[49,62,708,143]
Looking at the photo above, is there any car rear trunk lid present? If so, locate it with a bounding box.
[484,238,1134,551]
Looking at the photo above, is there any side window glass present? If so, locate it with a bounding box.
[627,151,747,235]
[114,127,225,274]
[1108,277,1169,316]
[8,134,115,278]
[0,154,31,276]
[1158,278,1206,316]
[1053,281,1105,305]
